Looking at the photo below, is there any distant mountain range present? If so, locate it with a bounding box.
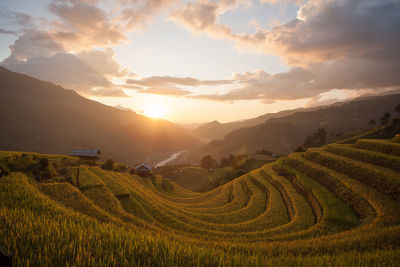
[191,109,300,142]
[183,93,400,163]
[0,67,200,165]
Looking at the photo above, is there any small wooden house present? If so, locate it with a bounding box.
[135,163,152,176]
[69,149,101,164]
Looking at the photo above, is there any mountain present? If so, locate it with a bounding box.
[0,67,200,165]
[191,109,303,142]
[184,93,400,163]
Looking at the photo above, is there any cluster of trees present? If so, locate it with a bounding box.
[295,103,400,153]
[200,155,218,170]
[201,154,248,171]
[294,128,327,152]
[0,154,58,181]
[254,148,274,156]
[370,104,400,126]
[101,158,128,173]
[153,163,191,180]
[303,128,327,149]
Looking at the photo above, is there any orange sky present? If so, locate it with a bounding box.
[1,0,399,123]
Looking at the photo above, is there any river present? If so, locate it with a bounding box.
[154,151,184,168]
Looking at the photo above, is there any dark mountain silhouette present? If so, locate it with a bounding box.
[192,109,303,141]
[184,93,400,163]
[0,67,200,165]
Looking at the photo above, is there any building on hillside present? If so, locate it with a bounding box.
[134,163,152,176]
[69,149,101,164]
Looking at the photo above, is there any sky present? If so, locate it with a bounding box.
[0,0,399,123]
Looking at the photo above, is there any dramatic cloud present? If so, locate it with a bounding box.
[193,68,323,101]
[0,28,16,35]
[122,0,177,29]
[194,56,400,102]
[244,0,400,65]
[48,0,127,49]
[125,75,232,96]
[2,50,128,97]
[137,87,192,96]
[173,0,400,102]
[170,0,243,39]
[172,0,400,64]
[2,30,65,63]
[0,0,178,96]
[1,0,399,102]
[126,76,232,87]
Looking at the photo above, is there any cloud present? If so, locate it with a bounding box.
[0,28,17,35]
[169,0,242,40]
[193,68,325,101]
[137,87,192,96]
[124,75,232,97]
[2,50,128,97]
[115,104,134,112]
[47,0,127,49]
[172,0,400,102]
[259,0,305,5]
[76,49,129,78]
[172,0,400,64]
[194,55,400,102]
[0,11,34,28]
[0,0,180,97]
[246,0,400,65]
[122,0,178,29]
[126,76,232,87]
[2,30,65,63]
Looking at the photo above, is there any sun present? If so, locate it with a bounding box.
[144,105,167,119]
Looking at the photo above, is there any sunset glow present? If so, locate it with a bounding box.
[144,105,167,119]
[1,1,400,265]
[0,0,398,123]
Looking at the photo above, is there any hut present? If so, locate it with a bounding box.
[134,163,152,176]
[69,149,101,164]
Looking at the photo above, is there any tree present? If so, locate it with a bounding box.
[294,146,306,152]
[200,155,218,170]
[235,169,246,178]
[396,104,400,115]
[255,148,273,156]
[101,158,115,171]
[316,128,327,146]
[220,154,234,168]
[380,112,391,125]
[302,128,327,148]
[39,158,49,171]
[302,134,314,148]
[369,119,376,126]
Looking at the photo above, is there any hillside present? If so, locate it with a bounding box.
[0,67,200,165]
[192,109,300,142]
[1,135,400,265]
[185,93,400,163]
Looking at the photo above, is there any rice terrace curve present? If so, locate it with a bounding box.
[1,136,400,266]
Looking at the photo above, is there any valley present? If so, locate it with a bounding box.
[1,136,400,265]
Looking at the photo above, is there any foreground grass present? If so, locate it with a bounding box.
[1,138,400,266]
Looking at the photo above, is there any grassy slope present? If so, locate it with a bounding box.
[1,138,400,266]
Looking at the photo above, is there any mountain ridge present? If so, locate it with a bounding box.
[183,93,400,163]
[0,67,200,165]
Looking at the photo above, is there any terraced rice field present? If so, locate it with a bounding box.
[1,138,400,265]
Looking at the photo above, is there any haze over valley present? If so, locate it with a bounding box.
[1,0,400,266]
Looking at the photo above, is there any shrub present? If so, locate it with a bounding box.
[294,146,306,152]
[235,169,246,178]
[113,163,128,173]
[39,158,50,171]
[101,159,115,171]
[303,128,327,148]
[200,155,218,170]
